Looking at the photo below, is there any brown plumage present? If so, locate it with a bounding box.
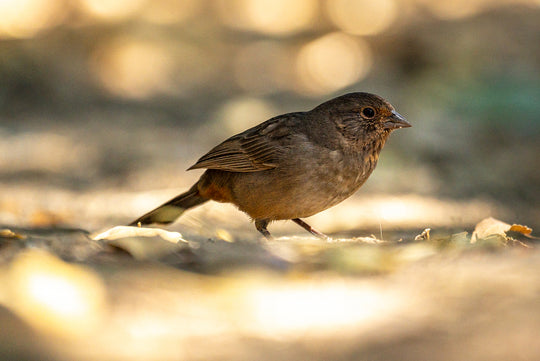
[129,92,411,239]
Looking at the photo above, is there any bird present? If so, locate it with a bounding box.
[129,92,411,239]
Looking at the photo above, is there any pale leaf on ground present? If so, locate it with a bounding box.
[92,226,188,260]
[471,217,534,245]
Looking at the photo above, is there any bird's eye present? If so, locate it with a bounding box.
[361,107,376,119]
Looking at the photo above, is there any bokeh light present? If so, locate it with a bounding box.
[91,38,176,99]
[296,32,373,95]
[246,281,404,336]
[77,0,146,21]
[217,97,277,134]
[308,195,497,232]
[0,0,65,38]
[216,0,318,36]
[5,250,106,337]
[326,0,398,36]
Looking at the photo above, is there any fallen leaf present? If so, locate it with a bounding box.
[0,229,26,239]
[92,226,189,260]
[414,228,431,241]
[471,217,534,246]
[508,224,533,237]
[92,226,186,243]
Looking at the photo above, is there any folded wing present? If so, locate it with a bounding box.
[188,113,301,172]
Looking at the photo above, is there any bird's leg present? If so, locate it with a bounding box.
[292,218,330,240]
[255,219,273,240]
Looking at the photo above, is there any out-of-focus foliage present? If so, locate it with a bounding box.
[0,219,538,361]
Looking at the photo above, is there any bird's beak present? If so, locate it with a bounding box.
[384,111,411,130]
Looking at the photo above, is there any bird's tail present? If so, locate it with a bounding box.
[129,183,208,226]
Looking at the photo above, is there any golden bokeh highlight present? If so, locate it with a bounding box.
[216,0,318,35]
[217,97,277,134]
[4,250,106,337]
[245,280,406,336]
[91,38,176,99]
[0,0,538,39]
[0,0,65,38]
[296,32,373,95]
[326,0,398,36]
[77,0,146,21]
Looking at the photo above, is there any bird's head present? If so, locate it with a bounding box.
[314,92,411,144]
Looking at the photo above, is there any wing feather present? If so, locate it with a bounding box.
[188,113,302,172]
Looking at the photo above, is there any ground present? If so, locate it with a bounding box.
[0,217,538,361]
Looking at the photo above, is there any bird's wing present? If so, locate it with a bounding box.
[188,113,300,172]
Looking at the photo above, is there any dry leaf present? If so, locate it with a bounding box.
[92,226,188,260]
[414,228,431,241]
[0,229,26,239]
[471,217,533,245]
[508,224,533,236]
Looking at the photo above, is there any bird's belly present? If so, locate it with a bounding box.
[230,159,370,220]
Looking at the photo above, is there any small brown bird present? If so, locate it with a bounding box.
[130,92,410,239]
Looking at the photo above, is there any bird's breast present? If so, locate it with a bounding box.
[227,145,375,220]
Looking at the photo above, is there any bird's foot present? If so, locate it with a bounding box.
[292,218,331,241]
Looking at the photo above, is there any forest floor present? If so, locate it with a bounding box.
[1,204,538,361]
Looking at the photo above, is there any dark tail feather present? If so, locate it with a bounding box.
[129,184,208,226]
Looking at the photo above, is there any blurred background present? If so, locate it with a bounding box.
[0,0,538,233]
[1,2,540,361]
